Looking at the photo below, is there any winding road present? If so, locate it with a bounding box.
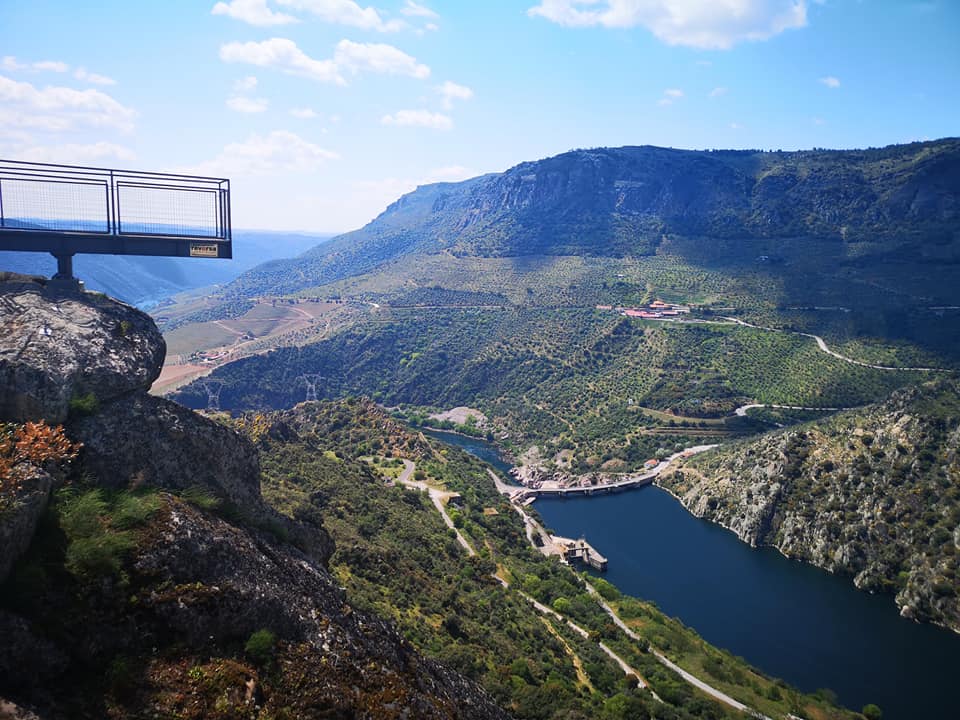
[721,316,953,373]
[488,464,772,718]
[391,453,773,717]
[396,459,476,556]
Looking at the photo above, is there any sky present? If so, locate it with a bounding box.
[1,0,958,234]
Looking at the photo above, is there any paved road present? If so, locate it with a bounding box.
[734,402,841,417]
[580,578,767,718]
[724,317,952,373]
[396,460,476,556]
[508,444,719,499]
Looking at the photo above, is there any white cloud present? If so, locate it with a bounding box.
[381,109,452,129]
[402,0,438,18]
[527,0,808,50]
[708,86,727,97]
[234,75,259,92]
[227,95,269,113]
[277,0,406,31]
[729,121,743,129]
[74,68,116,86]
[290,107,319,118]
[219,38,430,84]
[657,88,683,105]
[2,57,117,85]
[212,0,298,26]
[819,75,840,88]
[424,22,439,31]
[220,38,344,84]
[812,116,825,125]
[10,141,135,164]
[437,80,473,109]
[186,130,338,177]
[0,74,137,132]
[33,60,69,73]
[334,39,430,79]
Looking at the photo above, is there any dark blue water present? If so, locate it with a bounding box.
[422,429,514,476]
[430,431,960,720]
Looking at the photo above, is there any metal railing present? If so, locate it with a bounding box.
[0,159,231,242]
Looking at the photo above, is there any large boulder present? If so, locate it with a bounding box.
[69,392,333,563]
[69,393,262,508]
[0,467,53,585]
[0,275,164,424]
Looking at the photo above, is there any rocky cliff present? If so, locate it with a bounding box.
[658,380,960,633]
[0,274,511,719]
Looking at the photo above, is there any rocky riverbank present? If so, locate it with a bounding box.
[658,380,960,633]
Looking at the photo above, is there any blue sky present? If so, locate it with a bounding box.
[1,1,957,233]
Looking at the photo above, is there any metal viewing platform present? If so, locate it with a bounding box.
[0,159,231,287]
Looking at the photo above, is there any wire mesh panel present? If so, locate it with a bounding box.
[116,182,219,237]
[0,176,108,232]
[0,159,231,260]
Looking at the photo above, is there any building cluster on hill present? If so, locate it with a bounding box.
[595,300,691,318]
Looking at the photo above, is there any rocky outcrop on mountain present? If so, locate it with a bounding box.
[0,283,511,718]
[1,494,510,719]
[0,274,164,423]
[659,380,960,633]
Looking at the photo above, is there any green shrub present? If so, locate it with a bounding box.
[245,629,276,664]
[862,703,883,720]
[65,531,135,579]
[180,486,222,511]
[56,487,160,581]
[68,392,100,417]
[113,492,163,529]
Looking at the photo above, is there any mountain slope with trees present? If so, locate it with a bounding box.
[660,379,960,632]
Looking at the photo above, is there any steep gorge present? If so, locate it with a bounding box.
[659,380,960,632]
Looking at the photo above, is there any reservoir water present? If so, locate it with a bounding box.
[428,430,960,720]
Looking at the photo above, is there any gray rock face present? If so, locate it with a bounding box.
[0,275,164,424]
[68,392,333,564]
[70,393,261,506]
[0,467,52,585]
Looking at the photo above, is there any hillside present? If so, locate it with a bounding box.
[227,140,960,311]
[0,275,506,719]
[168,141,960,454]
[659,379,960,633]
[236,396,863,720]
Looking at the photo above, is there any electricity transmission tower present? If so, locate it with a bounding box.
[194,379,224,411]
[297,374,326,402]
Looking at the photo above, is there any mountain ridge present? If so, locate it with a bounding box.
[229,138,960,298]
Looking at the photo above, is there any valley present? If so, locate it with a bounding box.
[145,140,960,719]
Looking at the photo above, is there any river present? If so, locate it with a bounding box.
[426,430,960,720]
